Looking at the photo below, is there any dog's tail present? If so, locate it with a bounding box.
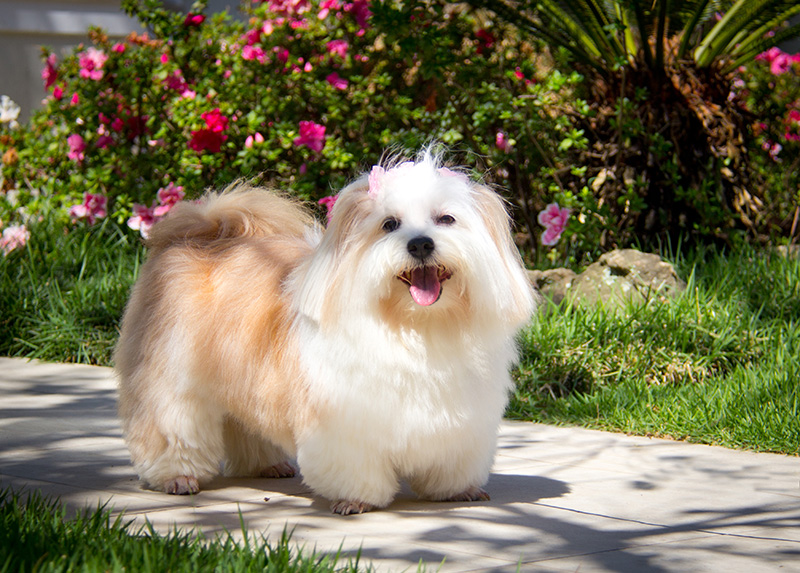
[145,182,318,253]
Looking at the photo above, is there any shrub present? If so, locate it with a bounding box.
[0,2,563,253]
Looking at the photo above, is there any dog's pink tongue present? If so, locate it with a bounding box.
[409,267,441,306]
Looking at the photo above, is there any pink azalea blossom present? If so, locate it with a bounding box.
[318,0,341,19]
[78,47,108,81]
[242,45,268,63]
[245,132,264,148]
[756,47,800,75]
[326,39,349,59]
[188,108,229,153]
[67,134,86,162]
[267,0,311,16]
[495,131,512,152]
[785,109,800,142]
[96,134,114,148]
[42,54,58,89]
[326,72,348,90]
[70,93,80,105]
[318,194,338,221]
[52,85,64,100]
[112,43,126,53]
[0,224,30,255]
[184,13,206,26]
[345,0,372,33]
[275,46,290,63]
[68,192,108,224]
[293,121,326,152]
[537,203,570,246]
[154,182,185,217]
[127,202,158,239]
[476,29,495,55]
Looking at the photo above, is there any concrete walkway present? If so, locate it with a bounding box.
[1,356,799,572]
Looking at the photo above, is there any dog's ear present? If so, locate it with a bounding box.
[470,182,538,326]
[289,177,372,326]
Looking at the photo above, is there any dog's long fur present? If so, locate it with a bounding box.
[115,152,537,514]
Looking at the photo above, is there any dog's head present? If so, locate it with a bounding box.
[292,152,536,333]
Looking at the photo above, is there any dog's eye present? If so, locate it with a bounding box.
[382,217,401,233]
[436,214,456,226]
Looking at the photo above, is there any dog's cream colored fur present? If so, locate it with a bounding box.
[115,152,537,514]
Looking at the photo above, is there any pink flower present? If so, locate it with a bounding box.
[201,108,228,132]
[266,0,311,16]
[318,194,338,221]
[242,45,267,63]
[326,39,349,59]
[70,93,80,105]
[345,0,372,33]
[537,203,570,246]
[67,134,86,162]
[164,70,188,91]
[112,43,127,53]
[68,192,108,224]
[42,54,58,89]
[0,224,30,255]
[243,28,262,45]
[495,131,512,152]
[52,86,64,100]
[96,134,114,148]
[184,13,206,26]
[78,47,108,81]
[154,182,185,217]
[476,29,495,54]
[160,53,169,65]
[326,72,348,90]
[275,46,290,63]
[245,132,264,148]
[318,0,341,19]
[785,109,800,142]
[757,47,796,75]
[188,109,229,153]
[293,121,326,152]
[127,202,158,238]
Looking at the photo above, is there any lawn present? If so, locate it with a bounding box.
[0,488,367,572]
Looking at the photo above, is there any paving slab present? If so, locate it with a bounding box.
[1,356,799,572]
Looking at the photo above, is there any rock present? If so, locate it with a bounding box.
[527,268,577,306]
[529,249,686,312]
[776,245,798,259]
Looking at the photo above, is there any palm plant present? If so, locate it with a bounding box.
[466,0,800,245]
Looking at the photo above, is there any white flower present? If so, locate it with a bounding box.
[0,95,21,128]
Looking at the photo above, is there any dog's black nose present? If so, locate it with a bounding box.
[407,236,435,260]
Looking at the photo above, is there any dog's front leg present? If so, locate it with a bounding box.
[296,431,399,514]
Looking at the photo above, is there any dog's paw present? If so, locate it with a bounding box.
[259,461,297,479]
[331,499,374,515]
[442,486,490,503]
[163,475,200,495]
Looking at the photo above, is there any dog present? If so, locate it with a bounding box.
[114,151,537,514]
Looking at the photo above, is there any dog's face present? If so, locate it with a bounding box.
[291,154,535,332]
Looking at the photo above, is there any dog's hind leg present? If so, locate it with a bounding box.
[221,417,296,478]
[124,395,226,495]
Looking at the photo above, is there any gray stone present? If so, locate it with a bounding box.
[527,268,577,306]
[530,249,686,312]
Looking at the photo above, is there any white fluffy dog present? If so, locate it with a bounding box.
[114,151,537,514]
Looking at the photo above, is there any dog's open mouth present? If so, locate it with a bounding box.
[398,265,452,307]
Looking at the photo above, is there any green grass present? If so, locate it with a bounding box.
[0,214,143,364]
[2,216,799,455]
[510,245,800,454]
[0,488,366,573]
